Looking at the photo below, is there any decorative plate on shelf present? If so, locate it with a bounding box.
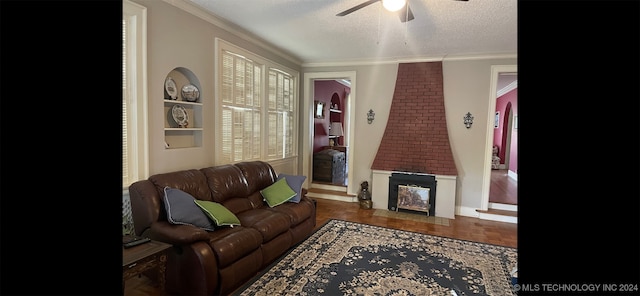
[171,104,188,128]
[165,76,178,100]
[181,84,200,102]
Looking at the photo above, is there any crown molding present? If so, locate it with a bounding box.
[336,79,351,87]
[302,53,517,68]
[163,0,303,66]
[497,80,518,97]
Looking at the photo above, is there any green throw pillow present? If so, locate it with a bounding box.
[260,177,297,207]
[194,200,241,227]
[276,174,307,203]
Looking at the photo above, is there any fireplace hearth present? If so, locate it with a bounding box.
[388,173,436,216]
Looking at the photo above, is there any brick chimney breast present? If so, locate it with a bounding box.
[371,62,458,176]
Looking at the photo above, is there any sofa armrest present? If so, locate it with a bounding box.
[166,241,219,296]
[147,221,210,245]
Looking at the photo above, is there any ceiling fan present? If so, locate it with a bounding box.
[336,0,468,23]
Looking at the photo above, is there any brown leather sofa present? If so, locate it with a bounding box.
[129,161,316,295]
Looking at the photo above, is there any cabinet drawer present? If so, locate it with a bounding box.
[123,254,160,281]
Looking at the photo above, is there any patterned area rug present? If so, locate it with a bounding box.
[234,219,517,296]
[372,209,451,226]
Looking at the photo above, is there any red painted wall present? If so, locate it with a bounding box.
[371,62,458,176]
[313,80,349,153]
[493,88,518,173]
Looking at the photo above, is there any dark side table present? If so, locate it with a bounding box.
[123,239,172,293]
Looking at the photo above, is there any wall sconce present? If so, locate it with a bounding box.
[367,109,375,124]
[463,112,474,129]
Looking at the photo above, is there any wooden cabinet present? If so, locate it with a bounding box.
[123,240,172,292]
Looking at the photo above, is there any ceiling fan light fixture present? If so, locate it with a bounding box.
[382,0,406,12]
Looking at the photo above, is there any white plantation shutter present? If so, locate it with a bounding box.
[221,50,262,162]
[122,18,129,185]
[267,69,294,159]
[218,40,297,163]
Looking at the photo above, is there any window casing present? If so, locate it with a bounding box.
[217,39,298,164]
[123,0,148,188]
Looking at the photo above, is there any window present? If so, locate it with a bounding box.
[123,0,148,188]
[267,69,295,159]
[217,39,298,163]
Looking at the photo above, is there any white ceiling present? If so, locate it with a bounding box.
[186,0,517,65]
[182,0,517,92]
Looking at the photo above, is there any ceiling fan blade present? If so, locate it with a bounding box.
[399,4,414,22]
[336,0,380,17]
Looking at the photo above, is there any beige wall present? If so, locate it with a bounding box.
[132,0,516,213]
[131,0,302,175]
[301,64,398,196]
[442,58,517,210]
[304,57,516,213]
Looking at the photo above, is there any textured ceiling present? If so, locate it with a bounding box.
[186,0,517,65]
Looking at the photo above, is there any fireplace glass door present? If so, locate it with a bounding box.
[397,185,431,214]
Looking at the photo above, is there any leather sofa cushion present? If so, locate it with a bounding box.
[217,197,256,216]
[235,161,278,194]
[149,169,213,202]
[236,209,291,242]
[201,165,252,209]
[268,197,315,226]
[206,226,263,268]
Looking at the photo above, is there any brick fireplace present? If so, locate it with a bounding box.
[371,61,458,219]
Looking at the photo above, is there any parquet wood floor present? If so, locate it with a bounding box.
[125,198,517,295]
[489,169,518,205]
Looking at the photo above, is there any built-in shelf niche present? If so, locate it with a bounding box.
[163,67,203,149]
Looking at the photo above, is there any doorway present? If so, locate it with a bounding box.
[489,100,517,205]
[312,84,349,187]
[302,71,357,197]
[481,65,517,211]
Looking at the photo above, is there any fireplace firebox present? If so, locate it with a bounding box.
[388,173,436,216]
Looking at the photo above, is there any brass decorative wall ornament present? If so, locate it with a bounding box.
[463,112,474,129]
[367,109,375,124]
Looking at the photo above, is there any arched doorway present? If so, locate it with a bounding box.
[500,102,513,168]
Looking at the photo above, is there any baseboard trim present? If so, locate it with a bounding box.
[310,183,347,192]
[489,202,517,211]
[456,206,480,218]
[309,195,356,203]
[477,212,517,224]
[457,206,517,224]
